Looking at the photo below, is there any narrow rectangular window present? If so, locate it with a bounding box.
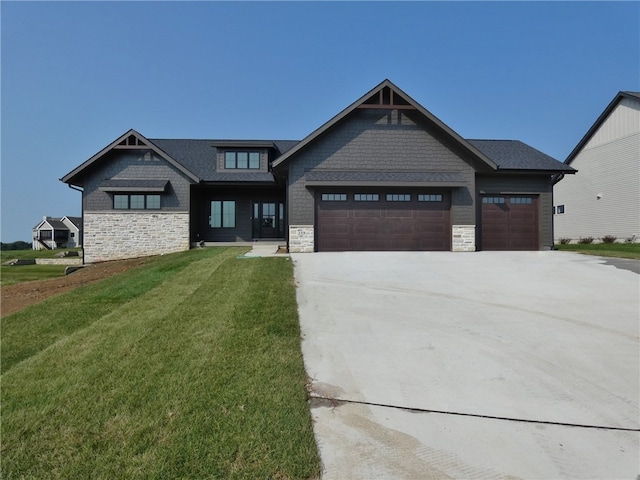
[130,194,145,209]
[418,194,443,202]
[114,194,129,209]
[354,193,379,201]
[222,201,236,227]
[482,196,505,204]
[225,152,236,169]
[237,152,249,169]
[321,193,347,201]
[249,152,260,169]
[146,195,161,209]
[210,201,222,227]
[386,194,411,202]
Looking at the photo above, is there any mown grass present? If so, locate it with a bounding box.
[1,248,83,285]
[1,247,320,479]
[0,247,82,261]
[1,264,69,285]
[555,242,640,259]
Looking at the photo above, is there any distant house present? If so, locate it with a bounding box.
[61,79,574,263]
[554,91,640,243]
[32,216,82,250]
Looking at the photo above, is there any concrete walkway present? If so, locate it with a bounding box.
[292,251,640,479]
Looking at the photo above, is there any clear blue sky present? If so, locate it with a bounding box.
[1,1,638,242]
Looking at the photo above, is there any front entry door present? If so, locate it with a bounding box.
[253,202,285,238]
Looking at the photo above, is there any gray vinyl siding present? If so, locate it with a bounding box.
[476,174,554,250]
[554,98,640,242]
[82,150,193,212]
[286,108,479,226]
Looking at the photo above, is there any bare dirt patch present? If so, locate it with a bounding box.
[1,258,148,317]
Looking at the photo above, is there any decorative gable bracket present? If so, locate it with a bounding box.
[114,133,151,149]
[358,85,416,110]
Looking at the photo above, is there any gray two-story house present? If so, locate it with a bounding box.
[61,79,575,263]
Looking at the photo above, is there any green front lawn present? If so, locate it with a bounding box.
[555,242,640,259]
[1,247,320,479]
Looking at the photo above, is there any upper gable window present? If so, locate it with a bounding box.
[224,151,260,169]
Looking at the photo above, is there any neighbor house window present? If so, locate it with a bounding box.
[224,151,260,169]
[386,194,411,202]
[482,196,505,204]
[114,194,161,210]
[210,201,236,228]
[354,193,379,201]
[418,194,443,202]
[557,205,565,214]
[321,193,347,201]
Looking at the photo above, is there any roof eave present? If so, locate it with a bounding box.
[564,91,634,165]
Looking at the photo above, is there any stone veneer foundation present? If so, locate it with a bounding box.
[288,225,314,253]
[452,225,476,252]
[83,212,190,263]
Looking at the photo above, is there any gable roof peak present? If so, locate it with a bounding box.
[272,79,497,170]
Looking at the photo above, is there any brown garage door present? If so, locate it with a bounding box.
[481,195,538,250]
[316,190,451,251]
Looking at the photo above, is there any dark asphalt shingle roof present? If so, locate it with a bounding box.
[149,137,571,181]
[149,139,300,182]
[466,140,575,172]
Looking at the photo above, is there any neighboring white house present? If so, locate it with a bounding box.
[32,216,82,250]
[554,91,640,243]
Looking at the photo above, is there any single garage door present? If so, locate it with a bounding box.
[481,195,538,250]
[317,190,451,251]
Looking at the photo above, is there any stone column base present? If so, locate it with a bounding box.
[289,225,314,253]
[452,225,476,252]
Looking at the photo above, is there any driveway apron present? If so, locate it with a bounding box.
[292,251,640,479]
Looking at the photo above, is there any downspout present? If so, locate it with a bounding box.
[67,184,84,264]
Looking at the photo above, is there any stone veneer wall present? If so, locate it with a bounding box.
[84,212,190,263]
[289,225,314,253]
[452,225,476,252]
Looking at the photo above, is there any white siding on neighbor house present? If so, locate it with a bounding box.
[554,97,640,242]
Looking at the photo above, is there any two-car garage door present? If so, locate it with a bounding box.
[316,189,451,251]
[315,190,539,252]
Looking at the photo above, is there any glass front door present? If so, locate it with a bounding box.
[253,202,284,238]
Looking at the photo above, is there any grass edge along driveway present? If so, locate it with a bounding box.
[1,247,320,479]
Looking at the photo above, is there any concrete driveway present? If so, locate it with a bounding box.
[292,251,640,479]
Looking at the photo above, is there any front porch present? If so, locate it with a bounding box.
[190,185,286,244]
